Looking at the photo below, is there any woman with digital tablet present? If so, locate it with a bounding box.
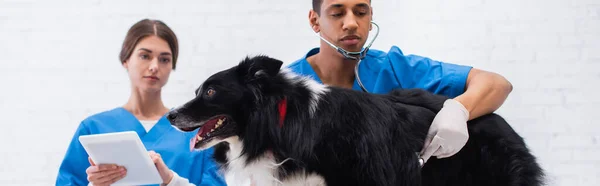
[55,19,226,186]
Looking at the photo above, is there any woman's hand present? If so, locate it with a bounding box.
[149,151,174,185]
[86,157,127,186]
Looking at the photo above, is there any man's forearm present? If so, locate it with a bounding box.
[453,68,513,121]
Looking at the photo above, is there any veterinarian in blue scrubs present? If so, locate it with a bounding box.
[55,19,226,186]
[288,0,513,163]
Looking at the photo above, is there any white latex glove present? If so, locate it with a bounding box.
[420,99,470,163]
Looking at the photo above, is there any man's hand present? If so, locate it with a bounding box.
[420,99,470,163]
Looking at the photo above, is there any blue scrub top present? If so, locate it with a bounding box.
[287,46,473,98]
[55,107,226,186]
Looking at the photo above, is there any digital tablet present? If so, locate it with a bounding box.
[79,131,163,185]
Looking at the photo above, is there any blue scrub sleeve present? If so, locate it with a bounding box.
[198,148,227,186]
[55,121,92,186]
[387,49,472,98]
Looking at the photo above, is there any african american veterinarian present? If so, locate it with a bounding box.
[287,0,513,163]
[55,19,226,186]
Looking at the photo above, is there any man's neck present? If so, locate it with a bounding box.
[123,88,168,120]
[307,45,358,89]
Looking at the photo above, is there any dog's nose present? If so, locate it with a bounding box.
[166,112,177,121]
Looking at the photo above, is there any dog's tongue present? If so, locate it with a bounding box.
[189,137,195,151]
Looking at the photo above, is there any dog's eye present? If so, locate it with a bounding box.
[206,88,216,97]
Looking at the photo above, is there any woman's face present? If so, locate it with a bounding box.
[123,35,173,93]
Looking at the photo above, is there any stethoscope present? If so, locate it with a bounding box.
[316,21,426,168]
[315,21,380,93]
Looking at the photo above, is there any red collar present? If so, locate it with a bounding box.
[278,97,288,128]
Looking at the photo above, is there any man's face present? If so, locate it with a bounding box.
[311,0,373,52]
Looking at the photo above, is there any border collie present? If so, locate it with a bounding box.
[166,55,544,186]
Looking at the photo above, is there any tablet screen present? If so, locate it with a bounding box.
[79,131,163,185]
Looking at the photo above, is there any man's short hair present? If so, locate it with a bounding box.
[312,0,323,14]
[312,0,371,15]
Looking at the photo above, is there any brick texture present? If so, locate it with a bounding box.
[0,0,598,185]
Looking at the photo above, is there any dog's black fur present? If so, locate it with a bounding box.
[167,55,544,186]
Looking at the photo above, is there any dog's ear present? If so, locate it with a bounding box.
[239,55,283,81]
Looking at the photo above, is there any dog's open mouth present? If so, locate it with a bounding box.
[188,115,235,151]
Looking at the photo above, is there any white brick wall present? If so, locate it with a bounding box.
[0,0,598,185]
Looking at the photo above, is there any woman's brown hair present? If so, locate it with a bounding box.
[119,19,179,69]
